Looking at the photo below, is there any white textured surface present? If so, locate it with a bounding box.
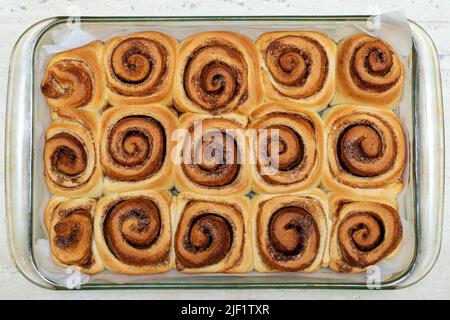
[1,0,449,299]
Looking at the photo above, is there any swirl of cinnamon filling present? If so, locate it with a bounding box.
[46,133,87,177]
[103,198,166,266]
[349,38,402,93]
[338,124,394,177]
[51,208,93,266]
[265,36,328,99]
[175,200,245,270]
[41,60,93,108]
[183,44,248,114]
[44,130,96,191]
[333,201,403,271]
[108,37,167,96]
[255,194,327,272]
[102,116,165,181]
[253,111,321,187]
[325,106,406,191]
[176,213,232,268]
[181,119,241,188]
[265,206,319,271]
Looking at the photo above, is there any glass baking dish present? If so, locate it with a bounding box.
[4,16,444,290]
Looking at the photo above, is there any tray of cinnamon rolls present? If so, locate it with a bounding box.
[5,16,443,289]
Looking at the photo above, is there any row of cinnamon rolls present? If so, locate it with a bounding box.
[44,103,406,198]
[44,190,403,275]
[41,30,404,117]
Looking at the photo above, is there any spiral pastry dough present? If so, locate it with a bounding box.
[174,113,250,196]
[329,194,403,273]
[249,103,324,194]
[100,105,177,194]
[256,31,336,111]
[94,190,172,274]
[41,41,107,115]
[103,31,178,106]
[173,193,252,273]
[174,31,262,115]
[44,197,104,274]
[323,105,406,195]
[44,109,102,198]
[332,33,404,109]
[252,190,329,273]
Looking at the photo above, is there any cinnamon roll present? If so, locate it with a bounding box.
[94,190,172,274]
[174,112,250,196]
[329,194,403,273]
[44,109,102,198]
[173,193,252,273]
[249,103,324,194]
[44,197,103,274]
[173,31,263,115]
[323,105,406,195]
[332,33,404,109]
[256,31,336,111]
[41,41,107,115]
[252,190,329,273]
[100,105,177,194]
[103,31,178,106]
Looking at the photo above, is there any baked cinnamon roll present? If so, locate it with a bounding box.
[100,105,177,194]
[256,31,336,111]
[173,31,262,115]
[173,193,252,273]
[174,112,250,196]
[44,109,102,198]
[103,32,178,106]
[44,197,103,274]
[252,190,329,272]
[323,105,406,195]
[332,34,404,109]
[329,194,403,273]
[94,190,172,274]
[41,41,107,115]
[249,103,324,194]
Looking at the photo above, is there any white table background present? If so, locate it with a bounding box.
[1,0,449,300]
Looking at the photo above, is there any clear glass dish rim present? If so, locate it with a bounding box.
[4,15,444,290]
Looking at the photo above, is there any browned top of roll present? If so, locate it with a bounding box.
[41,60,93,108]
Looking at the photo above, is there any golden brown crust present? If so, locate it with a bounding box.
[173,192,253,273]
[256,31,336,111]
[94,190,173,274]
[103,31,178,106]
[41,41,107,114]
[174,112,251,196]
[252,190,329,273]
[332,33,404,109]
[44,109,103,198]
[100,105,177,194]
[323,104,406,196]
[249,103,324,194]
[328,193,403,273]
[173,31,263,115]
[44,196,104,274]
